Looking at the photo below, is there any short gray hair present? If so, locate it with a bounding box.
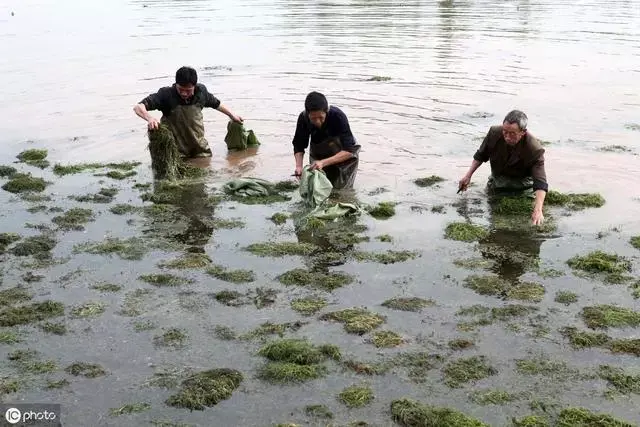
[503,110,528,131]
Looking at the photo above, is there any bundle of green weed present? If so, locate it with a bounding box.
[147,125,207,180]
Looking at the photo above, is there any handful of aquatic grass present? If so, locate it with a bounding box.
[147,125,207,180]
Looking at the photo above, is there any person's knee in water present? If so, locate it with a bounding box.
[457,109,549,226]
[291,91,361,189]
[133,66,244,158]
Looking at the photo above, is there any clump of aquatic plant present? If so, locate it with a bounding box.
[239,321,306,341]
[597,365,640,395]
[153,328,188,348]
[65,362,107,378]
[110,204,138,215]
[139,273,193,287]
[442,356,498,388]
[10,234,56,257]
[491,196,534,215]
[40,322,67,335]
[580,305,640,329]
[353,250,419,264]
[554,291,578,305]
[51,208,95,231]
[17,149,49,168]
[70,301,106,318]
[338,384,374,408]
[165,368,243,410]
[556,407,635,426]
[629,236,640,249]
[367,201,396,219]
[545,190,605,210]
[469,389,520,405]
[390,398,489,427]
[213,287,278,309]
[244,241,318,257]
[206,265,255,283]
[0,301,64,327]
[376,234,393,242]
[277,268,353,291]
[2,173,49,193]
[381,297,435,312]
[567,250,631,275]
[444,222,489,242]
[159,253,211,269]
[52,161,141,176]
[305,405,333,419]
[320,308,386,334]
[290,297,327,316]
[109,403,151,416]
[448,339,475,351]
[0,287,32,307]
[372,330,403,348]
[414,175,445,188]
[512,415,550,427]
[74,237,151,261]
[256,339,336,384]
[270,212,288,225]
[0,165,18,177]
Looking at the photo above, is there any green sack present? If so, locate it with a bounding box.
[299,166,333,209]
[224,121,260,151]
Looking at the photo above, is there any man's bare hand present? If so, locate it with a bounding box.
[230,114,243,124]
[458,175,471,193]
[531,208,544,226]
[309,160,325,171]
[147,118,160,130]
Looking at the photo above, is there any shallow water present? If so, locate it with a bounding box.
[1,0,640,426]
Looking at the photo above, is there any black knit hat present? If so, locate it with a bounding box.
[305,91,328,112]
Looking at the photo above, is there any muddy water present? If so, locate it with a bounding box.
[1,0,640,426]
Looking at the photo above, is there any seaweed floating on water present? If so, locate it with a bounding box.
[554,291,578,305]
[545,190,605,210]
[338,384,374,408]
[165,368,243,410]
[153,328,188,348]
[51,208,95,231]
[2,173,49,194]
[206,265,255,283]
[320,308,386,334]
[53,162,141,176]
[442,356,498,388]
[371,330,403,348]
[290,297,328,316]
[390,398,489,427]
[17,149,49,169]
[277,268,353,291]
[65,362,107,378]
[556,407,635,426]
[353,250,419,264]
[0,165,18,178]
[580,304,640,330]
[244,241,318,257]
[0,301,64,327]
[444,222,489,242]
[367,202,396,219]
[256,339,337,384]
[381,297,435,312]
[414,175,445,188]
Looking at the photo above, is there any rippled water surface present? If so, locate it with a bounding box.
[1,1,640,426]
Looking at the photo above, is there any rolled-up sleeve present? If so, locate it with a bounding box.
[292,113,310,154]
[531,152,548,192]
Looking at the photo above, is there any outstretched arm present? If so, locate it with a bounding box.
[133,103,160,130]
[530,154,548,225]
[216,104,243,124]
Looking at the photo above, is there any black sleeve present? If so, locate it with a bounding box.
[292,112,310,154]
[334,109,355,150]
[139,87,172,111]
[201,85,221,109]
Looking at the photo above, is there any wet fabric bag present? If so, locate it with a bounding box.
[224,121,261,151]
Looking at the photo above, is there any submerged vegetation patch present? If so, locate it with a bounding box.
[442,356,498,388]
[213,287,277,309]
[165,368,243,410]
[338,384,374,408]
[0,301,64,326]
[10,234,56,257]
[51,208,95,231]
[139,273,193,287]
[290,297,328,316]
[554,291,578,305]
[367,202,396,219]
[159,253,211,269]
[353,250,419,264]
[560,326,640,356]
[65,362,107,378]
[580,305,640,329]
[320,308,386,334]
[206,265,255,283]
[381,297,435,312]
[463,275,545,302]
[2,173,49,193]
[545,190,605,210]
[391,398,489,427]
[371,330,403,348]
[256,339,338,384]
[244,241,318,257]
[277,268,353,291]
[74,237,158,261]
[556,407,636,426]
[53,161,141,176]
[17,149,49,169]
[567,250,631,276]
[445,222,489,242]
[414,175,445,188]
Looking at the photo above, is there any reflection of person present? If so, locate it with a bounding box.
[291,92,361,189]
[458,110,548,226]
[478,228,543,282]
[133,66,243,158]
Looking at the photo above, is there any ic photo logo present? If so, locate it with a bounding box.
[5,407,21,424]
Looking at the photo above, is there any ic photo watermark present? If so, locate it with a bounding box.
[1,404,60,427]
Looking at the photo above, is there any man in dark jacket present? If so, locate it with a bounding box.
[458,110,548,226]
[291,91,361,189]
[133,66,243,158]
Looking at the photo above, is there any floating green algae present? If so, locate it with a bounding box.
[448,339,475,351]
[154,328,188,348]
[290,297,328,316]
[206,265,255,283]
[390,398,489,427]
[442,356,498,388]
[371,330,403,348]
[414,175,445,188]
[368,76,392,81]
[2,173,49,193]
[376,234,393,242]
[0,165,18,177]
[74,237,155,260]
[0,287,32,307]
[629,236,640,249]
[304,404,333,419]
[277,268,353,291]
[469,389,520,405]
[560,326,640,356]
[338,384,374,408]
[270,212,288,225]
[367,201,396,219]
[70,301,106,318]
[51,208,95,231]
[103,170,137,180]
[256,339,337,384]
[65,362,107,378]
[353,250,419,264]
[491,196,535,215]
[512,415,550,427]
[109,403,151,416]
[110,204,139,215]
[0,301,64,327]
[567,251,631,275]
[213,325,236,340]
[580,305,640,329]
[445,222,489,242]
[545,190,605,210]
[53,161,141,176]
[40,322,67,335]
[139,273,193,287]
[239,321,306,341]
[556,407,635,427]
[320,308,386,334]
[91,283,123,292]
[165,368,243,410]
[597,365,640,395]
[381,297,435,312]
[213,287,277,309]
[462,275,545,302]
[0,331,22,344]
[159,253,211,269]
[244,241,318,257]
[17,149,49,169]
[554,291,579,305]
[10,234,56,257]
